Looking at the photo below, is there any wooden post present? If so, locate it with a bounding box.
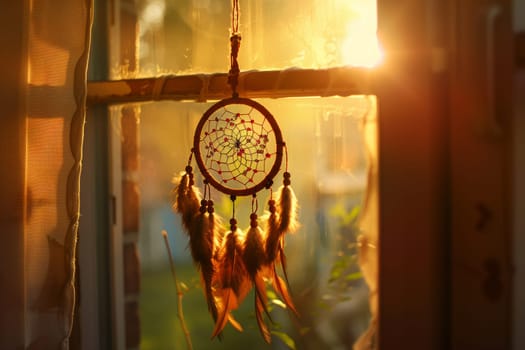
[121,106,141,348]
[376,0,449,348]
[118,2,141,348]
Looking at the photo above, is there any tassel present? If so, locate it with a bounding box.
[243,212,272,343]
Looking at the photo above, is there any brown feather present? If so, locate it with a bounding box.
[266,185,298,281]
[171,173,187,213]
[243,224,273,342]
[264,202,292,286]
[172,173,225,330]
[171,173,201,231]
[271,267,299,317]
[187,211,210,263]
[212,229,251,338]
[211,286,247,338]
[255,283,272,344]
[277,241,291,286]
[262,192,299,319]
[218,230,249,298]
[227,313,243,332]
[211,287,236,339]
[243,225,267,279]
[277,184,299,234]
[264,208,281,264]
[188,211,221,323]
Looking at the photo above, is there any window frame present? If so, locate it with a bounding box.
[82,0,516,349]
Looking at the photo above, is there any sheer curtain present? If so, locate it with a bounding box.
[23,0,91,348]
[354,97,378,350]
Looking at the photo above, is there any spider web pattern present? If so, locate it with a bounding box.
[198,104,278,192]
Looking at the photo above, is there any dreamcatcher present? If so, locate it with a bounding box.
[171,0,299,343]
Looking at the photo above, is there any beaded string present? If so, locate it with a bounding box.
[283,142,291,186]
[200,181,213,214]
[186,150,195,185]
[229,195,237,232]
[250,194,259,228]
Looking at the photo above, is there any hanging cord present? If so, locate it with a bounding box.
[228,0,241,98]
[251,194,258,214]
[230,195,238,231]
[283,142,289,172]
[250,194,259,228]
[231,0,240,34]
[203,180,211,201]
[187,149,194,167]
[186,150,195,185]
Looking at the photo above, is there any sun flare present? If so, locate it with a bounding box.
[341,1,382,67]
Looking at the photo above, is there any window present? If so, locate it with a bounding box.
[136,96,376,350]
[82,1,518,350]
[1,0,518,349]
[85,1,379,349]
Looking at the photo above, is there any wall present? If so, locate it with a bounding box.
[514,0,525,31]
[513,3,525,349]
[513,69,525,350]
[0,2,27,347]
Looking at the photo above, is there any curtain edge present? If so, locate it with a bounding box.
[61,0,94,348]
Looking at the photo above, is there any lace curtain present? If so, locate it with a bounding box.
[8,0,92,348]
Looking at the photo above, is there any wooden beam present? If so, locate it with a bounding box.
[87,67,376,105]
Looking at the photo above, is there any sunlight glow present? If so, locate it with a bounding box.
[341,1,383,68]
[141,0,165,27]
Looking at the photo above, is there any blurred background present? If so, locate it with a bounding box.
[109,1,380,348]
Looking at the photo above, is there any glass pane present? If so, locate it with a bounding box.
[130,0,379,76]
[136,95,376,349]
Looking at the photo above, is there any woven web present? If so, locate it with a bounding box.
[198,103,278,192]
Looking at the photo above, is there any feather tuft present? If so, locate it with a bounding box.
[212,229,251,338]
[243,223,273,342]
[276,184,299,234]
[171,173,201,231]
[243,225,267,278]
[264,203,281,264]
[189,210,222,324]
[211,287,236,339]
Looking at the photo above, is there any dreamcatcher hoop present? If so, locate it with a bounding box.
[193,97,284,197]
[171,0,299,343]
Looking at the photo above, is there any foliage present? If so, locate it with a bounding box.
[323,203,363,308]
[141,266,274,350]
[141,202,365,349]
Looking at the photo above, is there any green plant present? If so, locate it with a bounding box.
[322,203,363,307]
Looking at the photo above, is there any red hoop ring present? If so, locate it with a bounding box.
[193,97,284,196]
